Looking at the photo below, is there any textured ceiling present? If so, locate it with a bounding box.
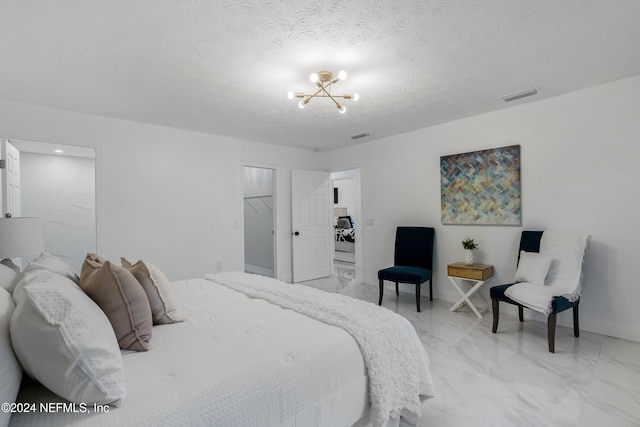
[1,0,640,151]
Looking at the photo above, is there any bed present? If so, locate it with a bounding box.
[1,253,435,427]
[335,215,356,254]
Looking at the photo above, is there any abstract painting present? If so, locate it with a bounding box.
[441,145,521,225]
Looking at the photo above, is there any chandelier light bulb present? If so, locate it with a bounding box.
[338,104,346,113]
[298,100,306,108]
[338,71,347,80]
[287,91,294,100]
[309,73,319,83]
[353,93,360,101]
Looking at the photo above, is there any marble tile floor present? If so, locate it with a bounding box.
[302,264,640,427]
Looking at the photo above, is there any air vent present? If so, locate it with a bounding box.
[500,88,538,103]
[350,133,370,140]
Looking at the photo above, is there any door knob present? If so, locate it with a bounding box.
[294,231,300,236]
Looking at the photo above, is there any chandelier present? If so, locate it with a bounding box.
[287,70,359,113]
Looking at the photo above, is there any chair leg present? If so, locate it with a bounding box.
[378,279,383,306]
[491,299,499,333]
[573,304,580,337]
[429,279,433,301]
[548,313,557,353]
[518,306,524,322]
[395,282,399,296]
[415,283,421,312]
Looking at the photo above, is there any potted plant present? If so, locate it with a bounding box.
[462,237,478,265]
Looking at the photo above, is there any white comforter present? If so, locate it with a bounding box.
[10,273,433,427]
[206,272,435,427]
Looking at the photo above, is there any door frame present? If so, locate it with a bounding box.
[241,163,277,279]
[330,168,363,284]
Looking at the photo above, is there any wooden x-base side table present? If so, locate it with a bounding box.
[447,262,494,319]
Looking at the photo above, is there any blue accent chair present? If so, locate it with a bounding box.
[378,227,435,312]
[490,231,581,353]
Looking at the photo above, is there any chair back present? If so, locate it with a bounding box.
[394,227,435,270]
[516,231,544,265]
[515,230,590,298]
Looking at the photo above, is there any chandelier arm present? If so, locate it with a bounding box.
[320,83,341,107]
[325,89,341,107]
[301,94,349,98]
[305,86,326,101]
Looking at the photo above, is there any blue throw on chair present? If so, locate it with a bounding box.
[490,230,591,353]
[378,227,435,312]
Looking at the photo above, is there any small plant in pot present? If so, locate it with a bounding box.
[462,237,478,265]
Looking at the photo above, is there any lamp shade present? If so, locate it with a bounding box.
[0,217,44,259]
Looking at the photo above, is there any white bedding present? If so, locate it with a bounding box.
[10,277,369,426]
[9,274,432,427]
[207,272,435,427]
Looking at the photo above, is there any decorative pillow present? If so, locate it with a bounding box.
[121,258,183,325]
[1,287,22,427]
[80,253,107,285]
[85,252,107,265]
[80,259,152,351]
[0,264,18,293]
[514,251,553,286]
[10,281,126,406]
[24,251,80,284]
[13,269,80,305]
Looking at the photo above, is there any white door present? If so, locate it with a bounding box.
[1,139,21,217]
[291,169,331,282]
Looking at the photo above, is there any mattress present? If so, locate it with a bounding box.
[10,278,369,427]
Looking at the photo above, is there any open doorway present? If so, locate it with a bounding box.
[330,168,362,284]
[1,138,96,272]
[243,166,275,278]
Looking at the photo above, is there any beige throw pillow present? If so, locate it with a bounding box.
[121,258,182,325]
[80,259,152,351]
[85,252,107,265]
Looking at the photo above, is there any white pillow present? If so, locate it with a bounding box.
[514,251,553,286]
[0,264,18,293]
[12,269,80,305]
[10,280,126,406]
[23,251,80,284]
[0,287,22,427]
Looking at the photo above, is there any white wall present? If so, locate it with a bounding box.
[20,152,96,272]
[322,74,640,342]
[2,74,640,342]
[0,99,321,283]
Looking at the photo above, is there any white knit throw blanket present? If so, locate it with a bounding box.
[203,272,435,427]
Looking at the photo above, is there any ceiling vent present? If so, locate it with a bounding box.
[350,133,370,140]
[500,88,538,103]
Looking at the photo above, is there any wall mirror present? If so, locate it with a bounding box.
[1,138,96,272]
